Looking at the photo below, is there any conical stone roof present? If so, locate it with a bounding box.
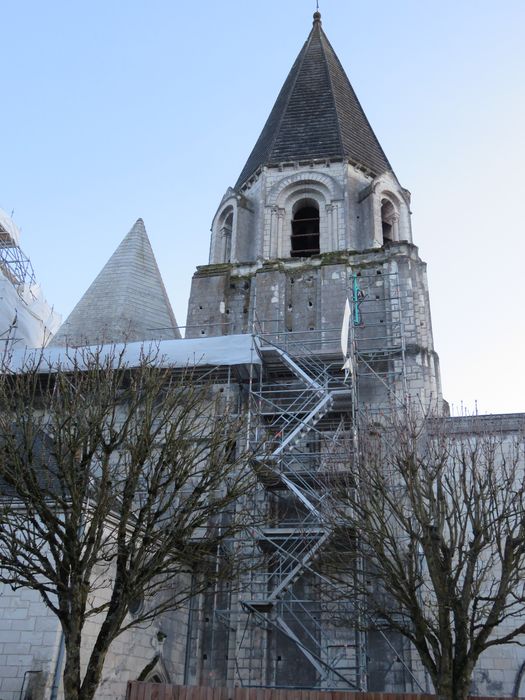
[235,12,391,189]
[49,219,180,347]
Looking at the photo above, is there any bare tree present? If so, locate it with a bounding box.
[329,408,525,700]
[0,346,255,700]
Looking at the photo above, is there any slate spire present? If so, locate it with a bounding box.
[49,219,181,347]
[235,11,391,189]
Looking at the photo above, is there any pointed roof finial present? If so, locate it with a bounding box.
[313,0,321,25]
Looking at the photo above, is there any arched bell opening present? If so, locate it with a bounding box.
[291,199,320,257]
[380,198,398,244]
[221,211,233,263]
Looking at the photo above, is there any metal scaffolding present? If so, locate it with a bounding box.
[214,267,412,691]
[0,223,37,295]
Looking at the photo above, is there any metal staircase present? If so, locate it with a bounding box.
[238,334,363,690]
[216,268,410,691]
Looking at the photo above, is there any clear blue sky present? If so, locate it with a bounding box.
[2,1,524,414]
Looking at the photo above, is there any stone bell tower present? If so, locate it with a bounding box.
[186,10,442,408]
[184,12,445,692]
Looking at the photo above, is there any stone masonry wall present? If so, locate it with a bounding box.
[0,584,60,700]
[0,579,190,700]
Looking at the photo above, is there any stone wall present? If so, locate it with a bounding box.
[0,575,190,699]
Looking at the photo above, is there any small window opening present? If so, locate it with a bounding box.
[381,200,396,244]
[224,213,233,262]
[220,210,233,263]
[291,202,320,258]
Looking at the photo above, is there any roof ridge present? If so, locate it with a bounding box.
[122,220,179,336]
[239,29,315,190]
[320,30,392,173]
[128,221,178,333]
[263,35,313,175]
[317,26,346,160]
[117,219,145,331]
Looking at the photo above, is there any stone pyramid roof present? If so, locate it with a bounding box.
[235,12,391,189]
[49,219,180,347]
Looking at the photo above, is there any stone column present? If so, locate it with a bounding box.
[333,200,344,250]
[265,207,275,259]
[391,212,400,242]
[325,203,334,252]
[274,207,285,258]
[220,226,232,262]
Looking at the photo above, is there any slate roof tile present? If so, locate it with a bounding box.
[235,13,391,189]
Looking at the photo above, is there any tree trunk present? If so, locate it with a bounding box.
[62,635,82,700]
[453,677,472,700]
[453,661,475,700]
[436,674,454,700]
[78,646,111,700]
[436,667,473,700]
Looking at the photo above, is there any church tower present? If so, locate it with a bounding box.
[185,11,444,693]
[186,10,442,410]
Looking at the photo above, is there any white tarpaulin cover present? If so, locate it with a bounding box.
[0,208,21,246]
[0,210,60,348]
[340,297,351,359]
[0,273,61,349]
[7,334,262,374]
